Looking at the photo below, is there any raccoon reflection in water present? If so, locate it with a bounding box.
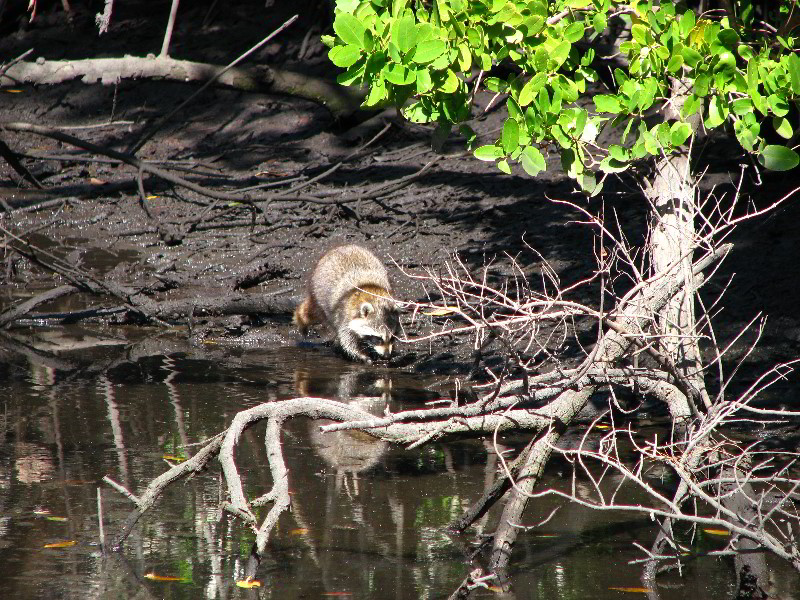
[293,245,401,363]
[295,363,392,494]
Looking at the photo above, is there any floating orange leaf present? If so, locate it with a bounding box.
[89,177,107,185]
[162,455,186,462]
[144,573,189,582]
[703,528,730,536]
[609,587,652,593]
[3,89,23,93]
[289,528,309,535]
[44,540,77,548]
[236,579,262,588]
[146,195,159,200]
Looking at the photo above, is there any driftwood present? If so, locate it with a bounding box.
[1,55,364,119]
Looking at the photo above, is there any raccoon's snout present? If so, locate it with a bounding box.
[362,334,393,358]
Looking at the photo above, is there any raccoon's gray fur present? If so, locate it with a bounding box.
[294,245,400,363]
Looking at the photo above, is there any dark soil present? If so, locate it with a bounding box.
[1,1,799,392]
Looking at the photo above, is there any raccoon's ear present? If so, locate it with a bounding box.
[360,302,374,318]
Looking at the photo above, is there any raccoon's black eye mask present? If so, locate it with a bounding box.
[361,334,384,348]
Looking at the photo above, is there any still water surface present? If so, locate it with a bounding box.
[0,325,797,599]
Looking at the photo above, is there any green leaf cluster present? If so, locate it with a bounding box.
[326,0,800,190]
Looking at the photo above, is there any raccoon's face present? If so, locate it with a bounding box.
[348,300,400,360]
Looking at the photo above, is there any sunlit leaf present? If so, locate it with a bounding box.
[333,13,366,48]
[670,121,692,146]
[773,117,793,140]
[594,94,621,114]
[483,77,508,93]
[236,579,262,588]
[45,516,68,522]
[383,63,415,85]
[502,119,520,154]
[520,146,546,176]
[600,155,628,173]
[550,40,571,68]
[44,540,77,548]
[666,54,683,73]
[702,528,731,536]
[564,22,585,43]
[474,145,504,161]
[415,68,432,94]
[391,15,418,54]
[768,94,789,118]
[759,145,799,171]
[329,45,362,68]
[788,53,800,94]
[289,528,310,535]
[412,39,446,63]
[518,74,547,107]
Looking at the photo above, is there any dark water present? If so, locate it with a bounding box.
[0,325,797,599]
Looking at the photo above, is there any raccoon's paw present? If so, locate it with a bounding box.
[336,330,374,364]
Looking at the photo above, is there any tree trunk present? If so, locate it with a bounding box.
[644,77,710,409]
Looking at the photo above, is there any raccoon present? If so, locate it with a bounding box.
[293,245,400,363]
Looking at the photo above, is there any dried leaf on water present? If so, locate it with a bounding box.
[703,528,730,536]
[162,455,186,462]
[289,528,309,535]
[236,579,262,588]
[44,540,77,548]
[144,573,189,582]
